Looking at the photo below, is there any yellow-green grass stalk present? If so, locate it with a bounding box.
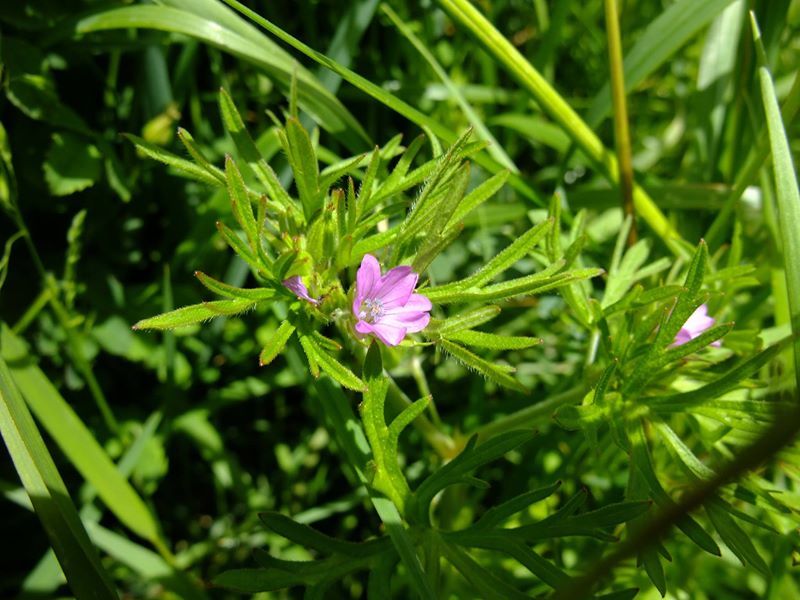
[438,0,686,257]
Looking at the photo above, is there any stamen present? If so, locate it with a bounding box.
[360,298,384,323]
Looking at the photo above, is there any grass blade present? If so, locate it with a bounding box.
[72,3,368,150]
[218,0,542,205]
[752,12,800,388]
[381,3,518,173]
[2,326,161,544]
[437,0,686,256]
[0,355,118,600]
[584,0,737,128]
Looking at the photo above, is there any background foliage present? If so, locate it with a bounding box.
[1,0,799,598]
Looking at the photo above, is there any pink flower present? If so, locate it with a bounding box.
[352,254,432,347]
[282,276,319,305]
[673,304,721,348]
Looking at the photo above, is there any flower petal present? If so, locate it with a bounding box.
[684,304,715,336]
[282,276,318,305]
[381,312,430,333]
[375,266,417,309]
[357,320,407,346]
[353,254,382,314]
[355,320,374,335]
[672,328,693,346]
[371,322,408,346]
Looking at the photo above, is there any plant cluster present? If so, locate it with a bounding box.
[0,0,798,599]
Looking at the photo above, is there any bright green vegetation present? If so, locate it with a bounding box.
[1,1,799,598]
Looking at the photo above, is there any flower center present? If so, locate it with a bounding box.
[360,298,384,323]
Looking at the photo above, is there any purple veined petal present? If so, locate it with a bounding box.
[380,312,430,333]
[402,293,432,312]
[282,276,319,305]
[356,320,407,347]
[355,320,373,335]
[382,294,432,328]
[683,304,715,336]
[375,266,417,309]
[672,328,693,347]
[672,303,723,348]
[371,322,408,347]
[353,254,382,314]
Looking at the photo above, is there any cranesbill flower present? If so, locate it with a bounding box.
[673,303,721,347]
[353,254,431,347]
[282,276,319,305]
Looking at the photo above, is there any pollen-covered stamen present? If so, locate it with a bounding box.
[359,298,384,323]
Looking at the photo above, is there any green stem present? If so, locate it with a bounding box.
[604,0,636,244]
[44,276,119,434]
[409,355,441,427]
[471,385,586,443]
[13,210,119,434]
[12,289,50,335]
[385,375,457,458]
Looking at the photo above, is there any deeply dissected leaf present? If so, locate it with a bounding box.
[194,272,276,301]
[438,339,526,393]
[177,127,226,184]
[225,155,259,248]
[132,299,256,330]
[259,321,296,366]
[445,329,542,350]
[461,219,552,288]
[472,481,562,530]
[440,540,531,600]
[705,497,769,576]
[409,430,534,524]
[299,335,366,391]
[282,118,321,220]
[123,133,222,186]
[446,169,510,229]
[432,306,501,335]
[629,421,721,556]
